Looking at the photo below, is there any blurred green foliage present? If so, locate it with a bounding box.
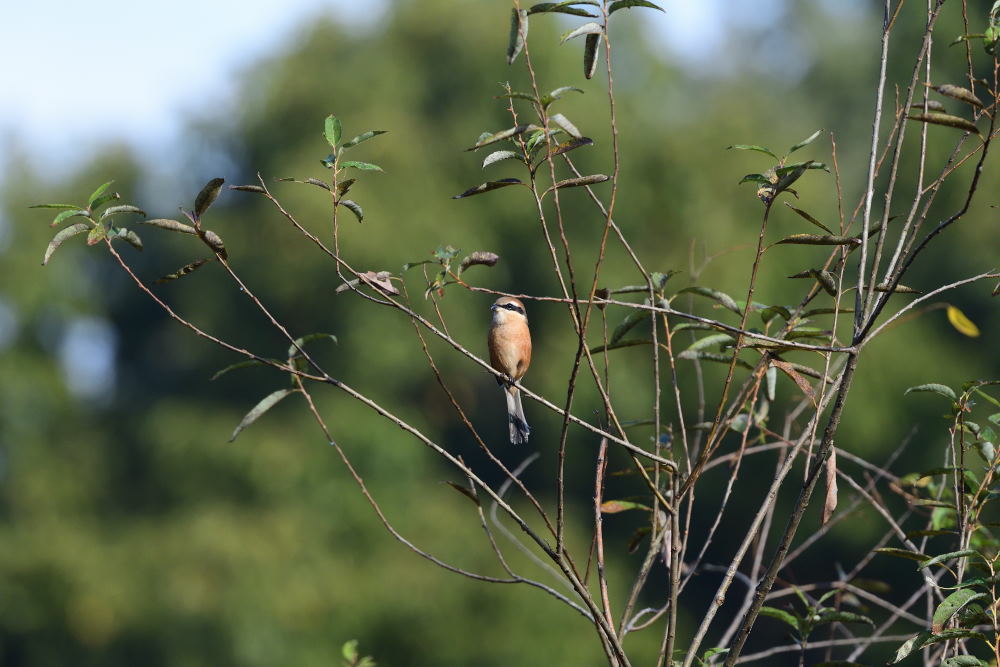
[2,0,999,664]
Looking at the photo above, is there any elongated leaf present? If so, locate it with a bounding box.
[610,307,648,344]
[874,547,929,562]
[776,161,829,175]
[549,112,581,138]
[814,610,874,627]
[904,383,957,401]
[142,218,197,234]
[229,184,266,193]
[50,208,89,227]
[229,389,297,442]
[483,150,524,168]
[541,85,584,107]
[784,204,834,234]
[918,549,978,570]
[548,174,609,192]
[772,358,816,403]
[787,129,823,154]
[113,228,143,251]
[682,333,735,355]
[808,269,838,296]
[100,204,145,221]
[287,333,338,360]
[341,129,387,149]
[874,282,920,294]
[458,251,500,272]
[727,144,778,159]
[30,203,82,210]
[194,178,225,218]
[946,305,980,337]
[42,222,90,265]
[200,230,226,258]
[760,304,791,324]
[339,161,383,172]
[506,8,528,64]
[338,199,363,223]
[919,628,987,647]
[89,190,120,212]
[86,224,107,246]
[930,83,984,108]
[677,350,754,370]
[933,589,987,632]
[941,657,986,667]
[154,258,211,284]
[466,125,535,151]
[453,178,524,199]
[443,481,480,506]
[676,286,741,314]
[546,136,593,159]
[739,173,772,185]
[892,632,932,663]
[589,338,652,354]
[324,115,342,147]
[584,33,600,79]
[910,99,948,112]
[87,181,114,208]
[609,0,664,14]
[759,606,800,632]
[527,2,596,17]
[774,233,860,247]
[600,499,650,513]
[560,21,602,44]
[212,359,269,381]
[765,364,777,401]
[908,112,979,134]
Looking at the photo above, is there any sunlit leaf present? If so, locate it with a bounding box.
[918,549,978,570]
[891,631,932,663]
[759,606,800,632]
[142,218,197,234]
[541,85,584,107]
[786,129,823,155]
[339,161,383,172]
[482,150,524,168]
[453,178,524,199]
[324,114,342,147]
[341,129,387,149]
[560,21,602,44]
[229,388,298,442]
[466,125,535,151]
[727,144,778,159]
[49,209,89,227]
[86,224,107,246]
[200,230,226,258]
[928,83,984,108]
[549,112,582,138]
[910,99,947,112]
[904,383,957,401]
[87,181,114,208]
[547,174,609,192]
[932,589,987,632]
[42,222,90,265]
[946,305,980,337]
[907,112,979,134]
[100,204,145,221]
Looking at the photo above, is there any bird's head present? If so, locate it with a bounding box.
[490,296,527,325]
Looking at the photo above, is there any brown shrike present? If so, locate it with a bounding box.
[488,296,532,444]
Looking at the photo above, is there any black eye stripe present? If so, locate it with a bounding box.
[502,303,524,314]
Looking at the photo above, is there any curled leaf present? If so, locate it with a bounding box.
[774,234,860,247]
[458,251,500,272]
[506,8,528,64]
[113,228,143,251]
[358,270,400,296]
[560,21,602,44]
[100,204,145,221]
[546,174,609,193]
[86,224,108,246]
[946,305,980,337]
[142,218,197,234]
[194,178,225,219]
[907,112,979,134]
[608,0,664,14]
[87,181,114,208]
[549,113,581,138]
[341,129,387,149]
[466,125,536,151]
[200,230,227,258]
[49,209,89,227]
[583,32,600,79]
[42,223,90,265]
[927,83,984,108]
[339,199,364,223]
[787,129,823,154]
[154,258,211,284]
[229,184,266,193]
[230,388,298,442]
[453,178,524,199]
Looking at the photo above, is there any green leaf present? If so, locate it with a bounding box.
[874,547,929,562]
[814,610,874,628]
[907,112,980,134]
[194,177,225,219]
[154,258,212,284]
[89,190,121,212]
[324,115,342,147]
[541,85,584,107]
[676,286,741,314]
[212,359,269,381]
[527,2,597,17]
[784,204,834,234]
[919,628,987,647]
[287,333,338,361]
[339,161,383,172]
[466,125,535,151]
[452,178,524,199]
[787,129,823,154]
[342,639,358,662]
[930,84,984,108]
[892,631,932,663]
[50,209,89,227]
[86,224,107,246]
[543,136,593,160]
[560,21,602,44]
[600,499,650,513]
[760,305,791,324]
[759,606,800,632]
[775,160,830,175]
[910,99,948,112]
[609,0,664,14]
[483,150,524,168]
[739,173,772,185]
[583,33,600,79]
[42,222,90,265]
[681,333,735,355]
[676,351,754,370]
[113,228,143,251]
[610,307,648,344]
[506,8,528,64]
[100,204,145,221]
[141,218,197,234]
[87,180,114,208]
[229,184,267,193]
[941,657,986,667]
[918,549,978,570]
[904,383,957,401]
[773,234,860,247]
[547,174,609,192]
[338,199,364,223]
[30,203,82,210]
[727,144,779,159]
[495,91,538,103]
[229,388,297,442]
[549,112,581,138]
[341,129,387,149]
[589,338,652,354]
[932,588,987,632]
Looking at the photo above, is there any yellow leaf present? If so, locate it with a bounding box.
[946,305,980,338]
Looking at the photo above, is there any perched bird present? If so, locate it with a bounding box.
[488,296,533,444]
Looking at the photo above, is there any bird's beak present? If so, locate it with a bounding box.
[490,304,498,312]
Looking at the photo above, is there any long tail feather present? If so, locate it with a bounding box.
[505,387,530,444]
